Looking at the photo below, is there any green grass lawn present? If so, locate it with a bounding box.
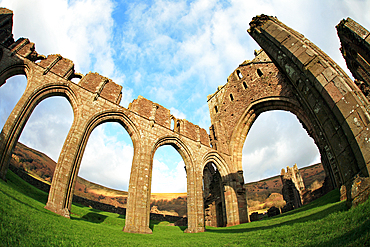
[1,170,370,246]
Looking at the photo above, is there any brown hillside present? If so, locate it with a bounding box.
[10,142,56,182]
[10,142,325,217]
[244,163,325,202]
[244,163,326,214]
[10,142,187,212]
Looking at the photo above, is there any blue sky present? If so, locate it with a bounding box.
[0,0,369,192]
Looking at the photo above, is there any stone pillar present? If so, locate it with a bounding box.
[44,115,88,217]
[223,174,249,226]
[224,181,238,226]
[185,163,205,233]
[123,142,152,234]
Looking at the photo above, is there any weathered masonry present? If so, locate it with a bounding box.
[1,8,370,234]
[0,8,246,233]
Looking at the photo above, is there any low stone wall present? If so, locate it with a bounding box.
[8,166,185,222]
[9,165,50,193]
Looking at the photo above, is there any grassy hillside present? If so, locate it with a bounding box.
[10,142,187,215]
[1,170,369,246]
[11,142,328,218]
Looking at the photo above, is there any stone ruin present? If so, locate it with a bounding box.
[203,163,226,227]
[280,164,305,212]
[1,8,370,234]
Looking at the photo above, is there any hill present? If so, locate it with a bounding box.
[10,142,326,217]
[244,163,326,213]
[10,142,186,215]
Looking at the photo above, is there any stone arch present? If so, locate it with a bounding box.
[0,82,78,179]
[248,15,369,193]
[202,152,232,227]
[50,109,140,212]
[0,62,29,87]
[230,97,309,168]
[150,136,204,233]
[77,110,140,164]
[229,96,337,188]
[151,136,194,171]
[202,151,249,226]
[202,151,230,177]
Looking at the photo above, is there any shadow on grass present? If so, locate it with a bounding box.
[72,212,108,224]
[5,170,49,205]
[118,214,126,219]
[207,191,347,233]
[149,220,187,232]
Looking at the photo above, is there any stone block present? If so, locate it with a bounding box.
[336,92,360,119]
[355,128,370,163]
[307,57,325,78]
[99,80,122,104]
[351,176,370,207]
[324,81,343,104]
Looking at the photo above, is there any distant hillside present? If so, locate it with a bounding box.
[10,142,186,215]
[245,163,326,213]
[10,142,326,217]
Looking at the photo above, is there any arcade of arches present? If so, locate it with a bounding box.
[1,8,370,234]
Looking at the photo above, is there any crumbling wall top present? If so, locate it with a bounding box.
[79,72,122,104]
[0,8,14,47]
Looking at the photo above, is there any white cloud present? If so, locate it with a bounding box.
[19,97,74,162]
[78,123,133,191]
[242,111,320,183]
[152,159,187,193]
[0,76,27,131]
[169,107,186,120]
[0,0,116,76]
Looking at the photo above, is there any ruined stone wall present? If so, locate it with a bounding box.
[247,15,370,193]
[2,8,370,235]
[203,163,226,227]
[280,164,305,210]
[0,8,217,234]
[208,50,296,156]
[337,17,370,99]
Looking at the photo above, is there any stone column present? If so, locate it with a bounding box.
[185,163,205,233]
[44,115,88,217]
[123,141,152,234]
[224,181,238,226]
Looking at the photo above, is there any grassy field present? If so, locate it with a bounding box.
[1,170,370,246]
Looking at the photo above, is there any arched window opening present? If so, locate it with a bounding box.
[242,81,248,90]
[242,110,323,220]
[70,74,83,84]
[78,122,133,208]
[237,70,243,79]
[214,105,218,113]
[176,120,181,132]
[151,145,187,218]
[171,117,175,130]
[0,75,27,131]
[203,163,226,227]
[229,94,234,101]
[257,68,263,77]
[15,97,73,184]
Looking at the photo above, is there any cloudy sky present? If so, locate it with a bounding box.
[0,0,369,192]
